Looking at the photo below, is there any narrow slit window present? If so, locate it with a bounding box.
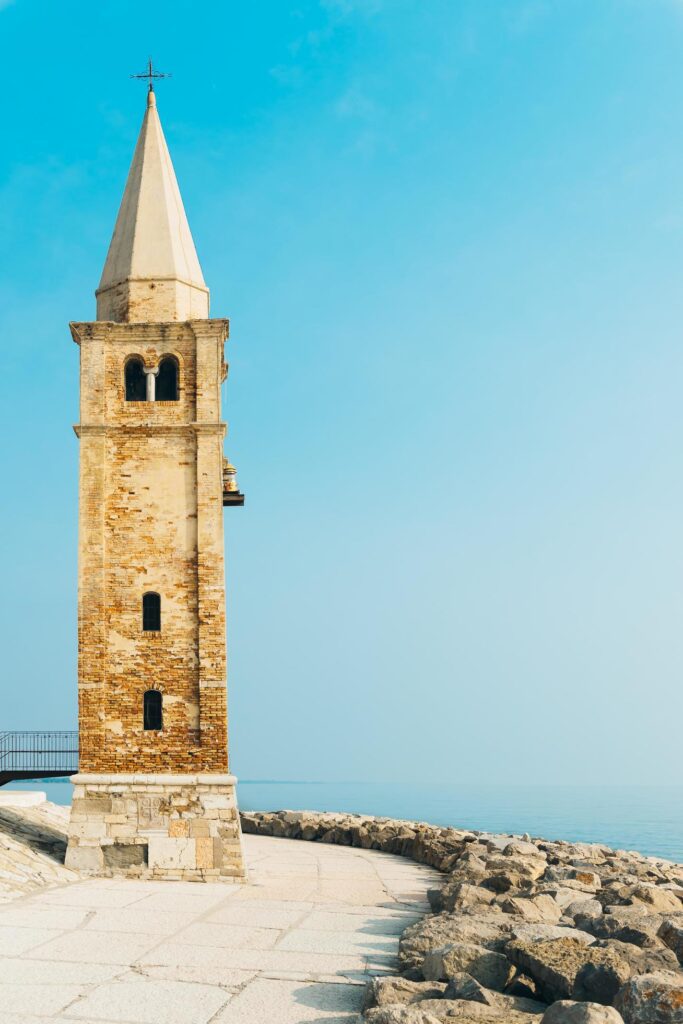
[156,356,179,401]
[142,592,161,632]
[125,358,146,401]
[143,690,163,731]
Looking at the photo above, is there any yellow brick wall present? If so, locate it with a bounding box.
[71,320,230,774]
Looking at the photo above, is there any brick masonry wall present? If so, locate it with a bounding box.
[71,320,231,774]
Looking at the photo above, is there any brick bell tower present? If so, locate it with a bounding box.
[65,85,246,881]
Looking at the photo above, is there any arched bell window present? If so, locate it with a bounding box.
[143,690,163,731]
[142,592,161,632]
[156,356,179,401]
[125,357,146,402]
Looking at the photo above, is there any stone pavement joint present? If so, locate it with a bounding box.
[0,833,440,1023]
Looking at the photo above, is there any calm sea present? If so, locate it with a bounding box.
[6,779,682,864]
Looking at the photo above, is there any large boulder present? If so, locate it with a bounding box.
[441,883,497,913]
[603,883,683,915]
[542,887,597,911]
[565,899,604,921]
[443,973,546,1014]
[501,895,563,924]
[545,868,602,892]
[422,942,514,991]
[510,924,595,946]
[572,956,632,1005]
[659,920,683,965]
[540,1003,624,1023]
[576,907,666,948]
[504,841,546,859]
[506,937,631,1003]
[614,970,683,1023]
[363,977,447,1010]
[482,856,546,894]
[628,885,683,914]
[400,913,511,969]
[593,938,680,974]
[444,973,493,1004]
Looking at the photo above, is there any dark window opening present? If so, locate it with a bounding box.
[142,592,161,632]
[143,689,163,731]
[156,357,179,401]
[125,358,146,402]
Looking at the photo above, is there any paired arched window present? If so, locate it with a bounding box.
[124,355,179,402]
[125,358,146,402]
[143,689,163,731]
[142,592,161,632]
[156,357,179,401]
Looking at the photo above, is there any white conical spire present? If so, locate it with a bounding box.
[96,89,209,322]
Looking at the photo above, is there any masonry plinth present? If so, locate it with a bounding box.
[65,774,246,880]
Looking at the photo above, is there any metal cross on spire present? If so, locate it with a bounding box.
[130,57,171,93]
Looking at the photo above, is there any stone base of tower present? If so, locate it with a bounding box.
[65,774,247,882]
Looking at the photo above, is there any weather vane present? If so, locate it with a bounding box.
[130,57,171,93]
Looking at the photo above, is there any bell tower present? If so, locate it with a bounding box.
[65,87,246,881]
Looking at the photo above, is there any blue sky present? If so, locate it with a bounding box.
[1,0,683,784]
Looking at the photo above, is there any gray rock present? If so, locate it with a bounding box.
[659,919,683,965]
[629,885,683,914]
[542,887,594,910]
[504,841,545,859]
[363,977,447,1010]
[422,942,514,992]
[614,970,683,1023]
[545,868,602,892]
[506,937,631,1003]
[400,913,511,969]
[565,899,603,921]
[572,956,632,1005]
[576,907,666,948]
[483,856,546,893]
[509,924,596,946]
[443,974,545,1013]
[443,972,493,1004]
[508,973,543,1000]
[501,895,563,924]
[428,888,445,913]
[442,883,496,913]
[541,1003,624,1023]
[401,1001,542,1021]
[592,938,679,974]
[365,1005,443,1024]
[659,884,683,903]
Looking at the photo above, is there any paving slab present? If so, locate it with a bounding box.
[0,833,440,1023]
[67,979,231,1024]
[214,977,365,1023]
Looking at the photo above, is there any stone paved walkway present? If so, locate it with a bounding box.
[0,833,440,1023]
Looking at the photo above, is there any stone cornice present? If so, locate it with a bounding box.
[74,422,226,438]
[71,773,238,786]
[70,319,229,346]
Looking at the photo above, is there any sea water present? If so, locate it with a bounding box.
[6,778,682,863]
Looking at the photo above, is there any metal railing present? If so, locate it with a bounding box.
[0,731,79,777]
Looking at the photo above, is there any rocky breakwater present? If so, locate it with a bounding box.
[241,810,683,1024]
